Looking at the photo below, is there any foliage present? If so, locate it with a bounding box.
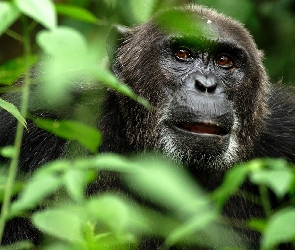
[0,0,294,249]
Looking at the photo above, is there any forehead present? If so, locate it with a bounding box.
[153,7,252,48]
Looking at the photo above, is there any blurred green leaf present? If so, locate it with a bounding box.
[246,158,294,198]
[167,211,217,246]
[33,154,135,178]
[34,118,101,153]
[35,243,73,250]
[93,68,151,110]
[250,168,293,198]
[90,153,137,173]
[56,4,99,24]
[262,208,295,249]
[10,174,62,216]
[167,217,246,249]
[196,0,254,23]
[154,9,212,40]
[0,240,34,250]
[37,27,88,59]
[0,181,23,202]
[34,159,72,177]
[87,195,136,234]
[248,218,267,233]
[124,157,208,217]
[64,169,96,203]
[130,0,158,23]
[248,158,290,171]
[102,0,117,8]
[0,146,17,159]
[15,0,57,30]
[36,27,93,105]
[211,164,249,208]
[87,195,154,249]
[33,209,85,243]
[0,98,27,128]
[0,2,20,36]
[0,55,37,85]
[37,27,149,110]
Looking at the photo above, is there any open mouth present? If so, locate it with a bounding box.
[176,123,228,136]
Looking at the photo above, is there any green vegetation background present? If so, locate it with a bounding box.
[0,0,295,249]
[1,0,295,85]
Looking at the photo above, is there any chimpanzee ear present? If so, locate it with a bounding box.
[106,24,131,63]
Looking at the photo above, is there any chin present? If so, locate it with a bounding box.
[157,122,238,170]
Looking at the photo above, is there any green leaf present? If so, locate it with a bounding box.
[197,0,253,23]
[154,8,212,40]
[36,27,92,105]
[124,157,208,217]
[34,243,72,250]
[15,0,56,30]
[37,27,149,111]
[102,0,117,8]
[56,4,98,24]
[0,55,37,85]
[248,218,267,233]
[64,169,96,203]
[167,212,217,246]
[91,154,138,173]
[130,0,158,23]
[94,69,151,110]
[34,118,101,153]
[211,164,249,208]
[262,208,295,249]
[0,181,23,202]
[37,27,88,59]
[87,195,130,233]
[0,240,34,250]
[10,174,62,215]
[34,159,71,177]
[0,98,26,128]
[0,2,20,36]
[250,168,293,198]
[0,146,17,159]
[33,209,84,243]
[33,154,137,175]
[87,195,148,234]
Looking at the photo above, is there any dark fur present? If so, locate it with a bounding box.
[1,4,295,249]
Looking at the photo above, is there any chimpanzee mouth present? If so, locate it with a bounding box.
[175,122,229,136]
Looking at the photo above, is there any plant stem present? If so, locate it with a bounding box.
[0,16,32,244]
[5,29,23,43]
[260,185,271,217]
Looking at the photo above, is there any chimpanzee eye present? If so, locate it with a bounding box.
[175,48,192,61]
[216,54,235,68]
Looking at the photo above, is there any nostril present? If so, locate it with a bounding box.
[207,85,217,93]
[195,80,207,92]
[195,80,217,93]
